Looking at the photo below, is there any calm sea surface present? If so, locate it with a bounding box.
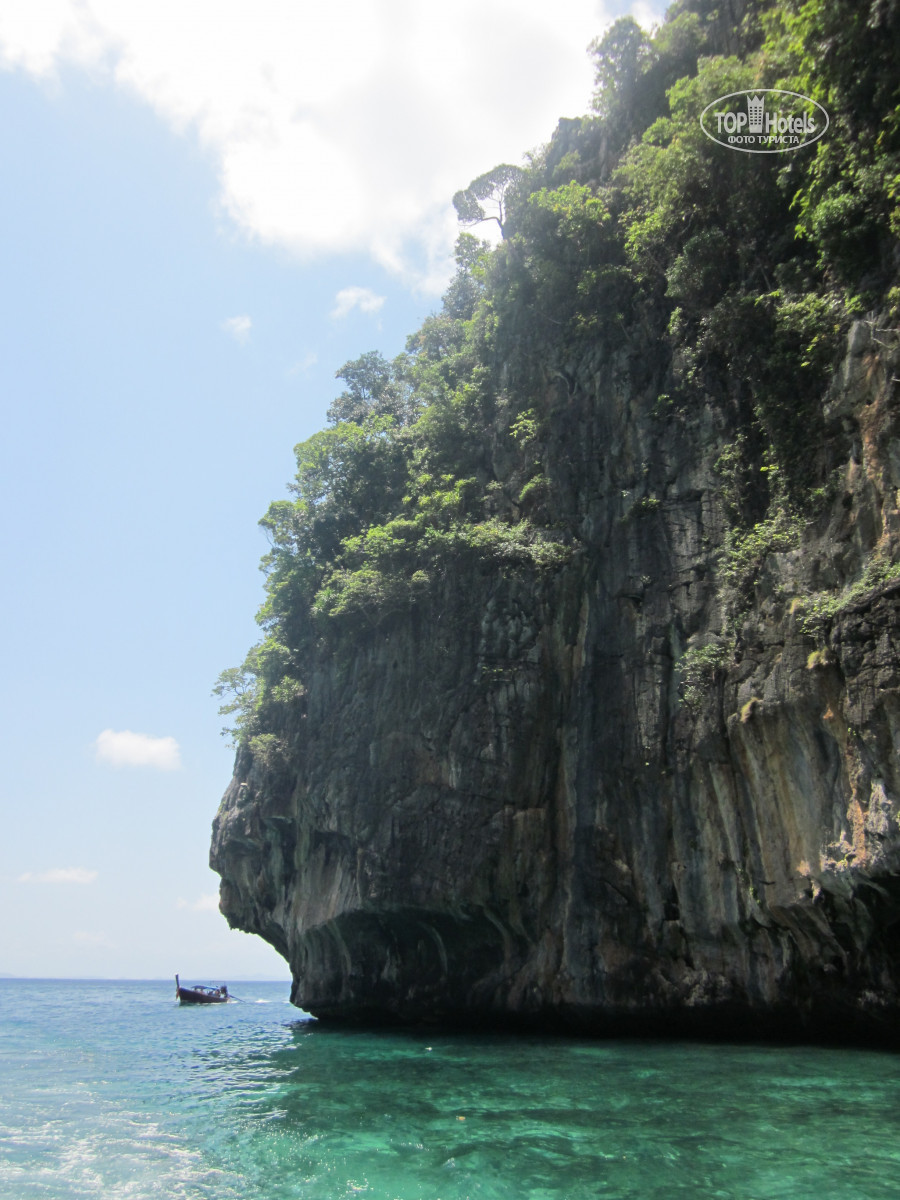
[1,979,899,1199]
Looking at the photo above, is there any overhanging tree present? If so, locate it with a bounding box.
[452,164,525,236]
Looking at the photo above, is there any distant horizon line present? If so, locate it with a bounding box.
[0,975,292,982]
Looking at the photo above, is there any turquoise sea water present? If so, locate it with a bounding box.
[1,980,899,1199]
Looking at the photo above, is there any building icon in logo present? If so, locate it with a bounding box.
[747,95,764,133]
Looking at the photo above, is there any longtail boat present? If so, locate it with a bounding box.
[175,974,229,1004]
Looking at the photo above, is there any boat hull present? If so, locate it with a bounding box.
[174,976,228,1004]
[176,987,228,1005]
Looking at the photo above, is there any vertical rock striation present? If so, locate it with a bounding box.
[212,318,900,1041]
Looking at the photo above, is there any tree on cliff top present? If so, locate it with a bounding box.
[452,164,525,236]
[326,351,419,427]
[589,15,654,120]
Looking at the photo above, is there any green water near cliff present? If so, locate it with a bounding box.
[2,980,899,1199]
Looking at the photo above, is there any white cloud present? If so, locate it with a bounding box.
[0,0,669,290]
[94,728,182,770]
[330,286,385,320]
[177,893,220,913]
[19,867,98,884]
[286,350,317,377]
[222,313,252,343]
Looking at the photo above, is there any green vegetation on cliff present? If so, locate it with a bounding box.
[217,0,899,744]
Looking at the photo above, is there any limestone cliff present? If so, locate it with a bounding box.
[210,0,900,1040]
[211,313,900,1040]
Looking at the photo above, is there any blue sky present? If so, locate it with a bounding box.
[0,0,661,980]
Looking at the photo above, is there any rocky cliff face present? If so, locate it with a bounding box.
[211,315,900,1041]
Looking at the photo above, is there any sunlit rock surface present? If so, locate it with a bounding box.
[211,317,900,1041]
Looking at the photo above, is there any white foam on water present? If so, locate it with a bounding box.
[0,1102,248,1199]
